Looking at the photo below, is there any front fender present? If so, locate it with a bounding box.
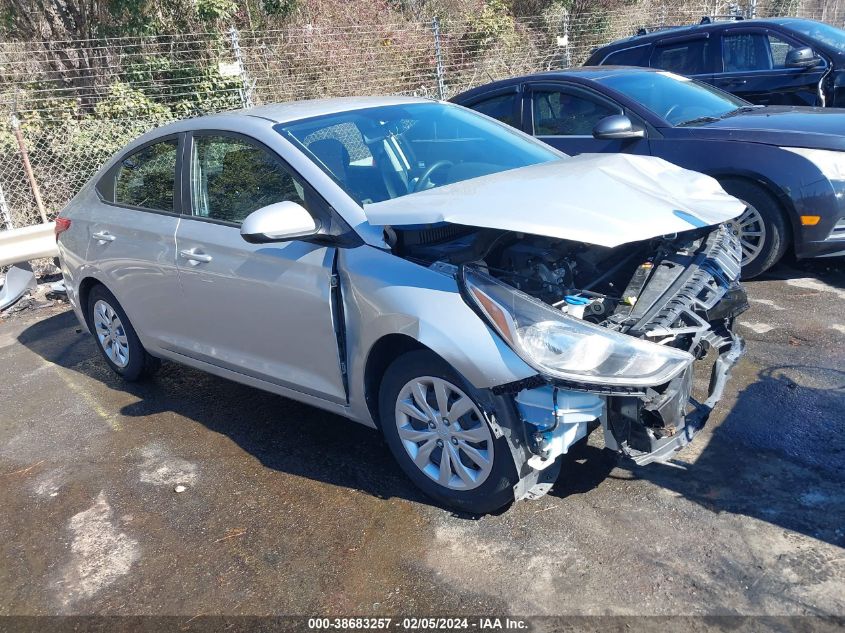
[339,246,536,426]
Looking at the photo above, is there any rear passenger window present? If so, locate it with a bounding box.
[603,45,651,67]
[651,38,710,75]
[190,135,306,225]
[468,93,519,127]
[114,140,178,212]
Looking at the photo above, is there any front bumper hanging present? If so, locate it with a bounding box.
[605,327,745,466]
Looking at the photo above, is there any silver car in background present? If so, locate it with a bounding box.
[56,96,747,513]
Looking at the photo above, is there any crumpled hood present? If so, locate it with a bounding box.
[364,153,746,248]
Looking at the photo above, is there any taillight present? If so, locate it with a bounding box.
[55,217,71,242]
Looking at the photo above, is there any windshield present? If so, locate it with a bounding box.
[597,71,748,126]
[277,102,561,205]
[781,19,845,53]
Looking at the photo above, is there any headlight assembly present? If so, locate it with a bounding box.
[782,147,845,182]
[461,267,694,387]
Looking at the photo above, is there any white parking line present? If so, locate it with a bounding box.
[740,322,775,334]
[786,277,845,301]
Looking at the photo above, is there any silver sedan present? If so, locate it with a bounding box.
[56,96,747,513]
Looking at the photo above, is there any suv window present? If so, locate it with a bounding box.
[720,31,800,71]
[468,93,519,126]
[603,45,651,66]
[114,140,178,211]
[190,135,306,225]
[651,38,710,75]
[531,89,619,136]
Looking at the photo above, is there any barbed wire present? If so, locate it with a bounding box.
[1,0,844,232]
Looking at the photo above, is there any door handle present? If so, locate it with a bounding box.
[92,231,116,243]
[179,248,213,264]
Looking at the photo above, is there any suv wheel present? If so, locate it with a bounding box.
[87,284,160,381]
[720,179,790,279]
[379,350,518,514]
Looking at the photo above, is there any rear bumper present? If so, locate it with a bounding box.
[604,327,745,466]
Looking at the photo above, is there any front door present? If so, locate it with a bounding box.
[524,83,651,156]
[714,28,828,106]
[171,132,346,403]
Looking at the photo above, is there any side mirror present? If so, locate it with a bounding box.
[592,114,646,140]
[785,46,822,69]
[240,201,321,244]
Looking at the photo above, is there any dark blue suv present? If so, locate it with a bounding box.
[585,17,845,107]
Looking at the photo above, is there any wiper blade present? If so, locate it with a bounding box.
[721,105,764,118]
[676,115,721,127]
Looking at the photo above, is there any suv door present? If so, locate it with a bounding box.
[715,27,828,105]
[90,135,184,350]
[524,82,650,156]
[172,131,346,403]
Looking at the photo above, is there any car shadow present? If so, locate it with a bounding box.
[550,362,845,549]
[15,310,446,511]
[761,255,844,289]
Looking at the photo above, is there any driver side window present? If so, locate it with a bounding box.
[531,89,620,136]
[190,135,306,225]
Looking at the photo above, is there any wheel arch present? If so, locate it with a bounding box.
[707,170,797,244]
[77,276,106,333]
[363,333,430,429]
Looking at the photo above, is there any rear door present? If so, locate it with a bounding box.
[523,82,651,156]
[171,131,346,402]
[714,27,827,105]
[87,135,184,350]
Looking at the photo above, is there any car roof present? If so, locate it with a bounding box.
[450,66,663,101]
[595,16,823,51]
[140,95,434,136]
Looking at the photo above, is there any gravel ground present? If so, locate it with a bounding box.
[0,258,843,620]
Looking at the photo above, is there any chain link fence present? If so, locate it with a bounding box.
[1,0,844,233]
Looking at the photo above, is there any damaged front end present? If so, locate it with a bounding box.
[391,222,747,500]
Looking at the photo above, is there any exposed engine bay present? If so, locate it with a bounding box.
[387,222,746,340]
[386,221,748,499]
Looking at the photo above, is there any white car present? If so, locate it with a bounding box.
[55,96,746,513]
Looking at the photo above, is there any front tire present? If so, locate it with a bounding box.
[719,179,790,279]
[378,351,518,514]
[87,284,160,382]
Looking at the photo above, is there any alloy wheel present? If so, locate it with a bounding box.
[93,299,130,368]
[727,202,767,267]
[394,376,494,491]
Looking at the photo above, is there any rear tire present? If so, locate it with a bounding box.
[378,350,518,514]
[87,284,160,382]
[719,179,790,279]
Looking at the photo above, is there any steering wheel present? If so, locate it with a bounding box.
[412,160,453,193]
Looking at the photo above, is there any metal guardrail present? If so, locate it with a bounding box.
[0,222,58,267]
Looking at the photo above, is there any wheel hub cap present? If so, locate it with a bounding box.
[394,376,494,491]
[93,299,130,368]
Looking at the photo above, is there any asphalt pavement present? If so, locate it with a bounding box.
[1,258,843,619]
